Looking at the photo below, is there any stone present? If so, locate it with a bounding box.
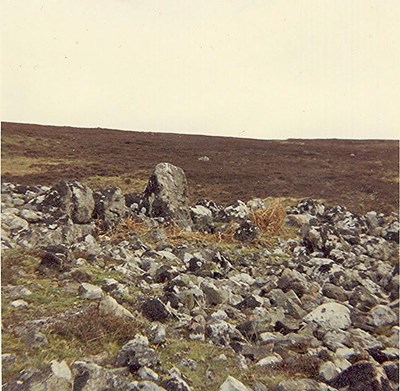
[10,299,29,308]
[304,302,351,330]
[160,368,192,391]
[219,376,252,391]
[330,361,393,391]
[93,187,126,229]
[234,220,260,242]
[141,298,170,321]
[367,305,398,328]
[115,335,159,371]
[322,283,348,302]
[147,322,167,345]
[142,163,192,229]
[41,181,95,224]
[275,379,335,391]
[138,367,159,381]
[319,361,341,382]
[99,296,135,319]
[78,283,103,300]
[257,354,282,367]
[201,280,229,306]
[19,208,43,223]
[72,361,131,390]
[349,286,379,312]
[25,329,49,348]
[190,205,213,231]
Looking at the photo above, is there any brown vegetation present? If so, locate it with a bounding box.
[1,122,398,214]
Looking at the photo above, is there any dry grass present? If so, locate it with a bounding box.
[47,305,146,348]
[103,200,288,247]
[250,199,286,236]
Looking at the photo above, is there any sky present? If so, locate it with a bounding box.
[1,0,399,140]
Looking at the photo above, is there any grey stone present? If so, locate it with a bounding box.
[304,302,351,330]
[93,187,126,229]
[115,335,159,370]
[367,305,398,328]
[99,296,135,319]
[274,379,335,391]
[143,163,192,229]
[219,376,252,391]
[78,283,103,300]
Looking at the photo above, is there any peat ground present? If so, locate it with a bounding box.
[1,122,398,214]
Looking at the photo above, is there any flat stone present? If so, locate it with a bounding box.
[304,302,351,330]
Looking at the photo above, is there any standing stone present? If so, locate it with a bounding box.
[143,163,192,229]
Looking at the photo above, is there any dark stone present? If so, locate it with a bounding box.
[234,220,260,242]
[236,295,263,310]
[330,361,393,391]
[383,362,399,384]
[141,298,170,321]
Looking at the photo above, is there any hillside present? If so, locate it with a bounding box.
[1,122,398,214]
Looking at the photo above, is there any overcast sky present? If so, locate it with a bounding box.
[1,1,399,139]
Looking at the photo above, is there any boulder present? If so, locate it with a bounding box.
[330,361,393,391]
[303,302,351,330]
[41,181,94,224]
[143,163,192,229]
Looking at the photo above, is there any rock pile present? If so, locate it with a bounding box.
[1,163,399,391]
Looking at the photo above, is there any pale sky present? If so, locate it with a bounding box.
[1,1,399,139]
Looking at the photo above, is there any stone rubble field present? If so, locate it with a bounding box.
[1,163,399,391]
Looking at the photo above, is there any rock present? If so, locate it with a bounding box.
[78,283,103,300]
[93,187,126,229]
[219,376,252,391]
[2,353,17,366]
[223,201,250,220]
[2,210,29,231]
[277,269,310,297]
[141,298,170,322]
[25,329,49,348]
[10,299,29,308]
[234,220,260,242]
[19,208,43,223]
[257,354,282,367]
[330,361,393,391]
[190,205,213,231]
[4,360,73,391]
[304,302,351,330]
[72,361,131,390]
[322,283,348,302]
[274,379,335,391]
[319,361,341,382]
[99,296,135,319]
[41,181,95,224]
[138,367,159,381]
[115,335,159,371]
[143,163,192,229]
[160,368,192,391]
[38,245,70,272]
[128,381,167,391]
[383,361,399,383]
[367,305,398,328]
[201,280,229,306]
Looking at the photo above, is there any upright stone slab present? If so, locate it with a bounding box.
[143,163,192,229]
